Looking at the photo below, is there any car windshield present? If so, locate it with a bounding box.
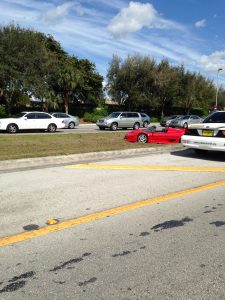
[108,112,121,118]
[203,112,225,123]
[13,112,27,118]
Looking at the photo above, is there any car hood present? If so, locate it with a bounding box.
[188,123,225,130]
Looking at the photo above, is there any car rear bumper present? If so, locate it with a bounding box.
[181,135,225,152]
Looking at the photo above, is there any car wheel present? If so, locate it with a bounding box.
[183,122,188,128]
[7,123,18,134]
[143,121,148,128]
[137,133,148,143]
[68,122,75,129]
[47,123,57,132]
[110,122,118,131]
[133,122,140,130]
[194,149,208,155]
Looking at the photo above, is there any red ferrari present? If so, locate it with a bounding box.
[124,126,186,144]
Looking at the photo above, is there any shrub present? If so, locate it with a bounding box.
[151,116,160,122]
[0,105,7,118]
[83,106,109,123]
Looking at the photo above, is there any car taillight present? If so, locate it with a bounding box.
[221,130,225,136]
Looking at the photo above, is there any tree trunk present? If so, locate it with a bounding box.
[64,92,69,114]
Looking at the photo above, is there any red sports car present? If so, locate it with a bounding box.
[124,126,186,144]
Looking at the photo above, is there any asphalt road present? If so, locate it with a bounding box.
[0,149,225,299]
[0,123,160,135]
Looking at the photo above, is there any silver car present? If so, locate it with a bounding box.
[170,115,203,128]
[50,113,80,129]
[96,111,143,131]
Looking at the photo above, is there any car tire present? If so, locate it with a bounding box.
[47,123,57,133]
[7,123,18,134]
[183,122,188,128]
[143,121,148,128]
[194,149,208,155]
[133,122,140,130]
[137,133,148,143]
[110,122,118,131]
[68,122,75,129]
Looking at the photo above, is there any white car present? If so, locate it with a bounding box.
[181,111,225,153]
[0,111,65,133]
[50,112,79,129]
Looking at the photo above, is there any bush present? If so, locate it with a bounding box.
[83,107,109,123]
[0,105,7,118]
[151,116,160,122]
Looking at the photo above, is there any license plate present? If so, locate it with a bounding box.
[202,130,213,137]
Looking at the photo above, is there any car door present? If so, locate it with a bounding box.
[21,113,36,129]
[35,113,52,129]
[58,113,70,127]
[119,113,129,127]
[151,129,180,144]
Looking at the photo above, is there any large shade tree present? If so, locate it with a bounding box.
[0,24,103,114]
[106,53,218,116]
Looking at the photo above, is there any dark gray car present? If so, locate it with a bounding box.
[170,115,203,128]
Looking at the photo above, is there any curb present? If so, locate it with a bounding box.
[0,144,184,171]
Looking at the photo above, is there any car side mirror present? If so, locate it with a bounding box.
[23,116,27,120]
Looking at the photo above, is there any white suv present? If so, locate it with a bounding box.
[181,111,225,153]
[0,111,65,133]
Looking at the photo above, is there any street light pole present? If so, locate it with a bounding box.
[216,68,223,108]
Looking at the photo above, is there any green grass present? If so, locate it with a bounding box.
[0,132,157,160]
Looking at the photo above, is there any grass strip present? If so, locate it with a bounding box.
[0,132,157,160]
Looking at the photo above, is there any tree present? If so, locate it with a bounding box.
[153,59,179,117]
[107,54,156,110]
[0,24,103,115]
[178,70,215,114]
[56,56,81,114]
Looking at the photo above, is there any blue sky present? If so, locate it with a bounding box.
[1,0,225,85]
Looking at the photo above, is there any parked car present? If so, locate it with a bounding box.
[140,113,151,128]
[124,126,185,144]
[96,112,143,131]
[181,111,225,153]
[170,115,202,128]
[50,112,79,129]
[0,111,65,133]
[160,115,183,127]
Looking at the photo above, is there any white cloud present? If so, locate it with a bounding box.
[108,1,183,37]
[198,51,225,72]
[43,2,82,24]
[195,19,206,28]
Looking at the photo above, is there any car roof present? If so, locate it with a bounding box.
[22,111,49,113]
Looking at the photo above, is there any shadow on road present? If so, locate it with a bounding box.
[171,148,225,162]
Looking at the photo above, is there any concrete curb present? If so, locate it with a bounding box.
[0,144,184,171]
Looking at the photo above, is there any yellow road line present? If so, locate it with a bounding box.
[66,163,225,173]
[1,179,225,247]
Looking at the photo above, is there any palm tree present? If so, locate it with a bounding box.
[58,57,81,114]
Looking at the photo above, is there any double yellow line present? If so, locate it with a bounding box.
[1,178,225,247]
